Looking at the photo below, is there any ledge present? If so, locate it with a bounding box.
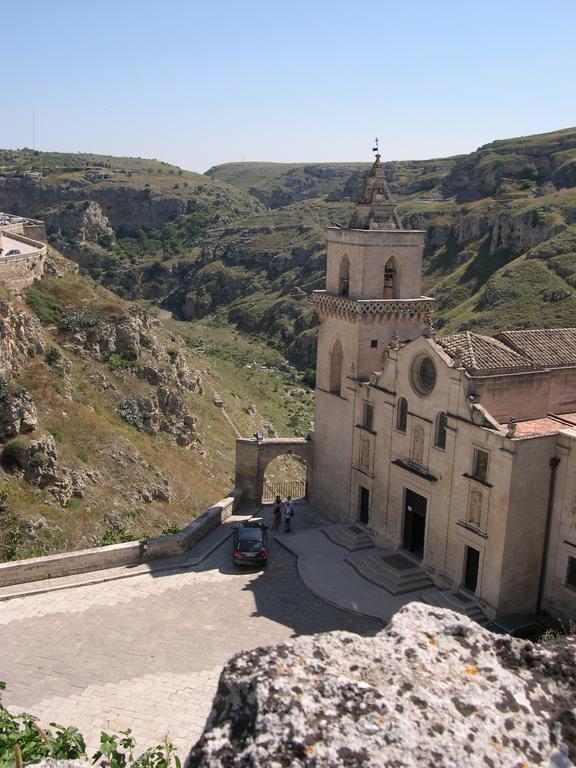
[463,472,493,488]
[310,291,434,320]
[392,458,438,482]
[457,520,488,539]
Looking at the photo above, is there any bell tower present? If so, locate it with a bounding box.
[309,151,433,521]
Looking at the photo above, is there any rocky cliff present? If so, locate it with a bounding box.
[187,603,576,767]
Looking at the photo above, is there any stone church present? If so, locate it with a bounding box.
[309,154,576,622]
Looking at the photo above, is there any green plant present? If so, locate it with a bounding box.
[78,449,89,462]
[117,399,150,431]
[1,439,28,471]
[0,488,8,514]
[161,522,180,536]
[0,379,7,404]
[23,287,63,326]
[97,526,134,546]
[45,347,61,366]
[58,310,99,334]
[28,451,47,470]
[46,427,63,443]
[166,348,178,363]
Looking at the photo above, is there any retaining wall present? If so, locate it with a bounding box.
[0,489,242,588]
[0,229,47,289]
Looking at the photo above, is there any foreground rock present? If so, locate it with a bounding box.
[186,603,575,767]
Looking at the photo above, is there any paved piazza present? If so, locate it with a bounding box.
[0,513,381,759]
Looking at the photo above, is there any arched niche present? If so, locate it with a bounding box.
[383,256,400,299]
[339,255,350,296]
[329,338,344,395]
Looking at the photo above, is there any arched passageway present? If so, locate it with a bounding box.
[262,453,307,502]
[235,437,313,505]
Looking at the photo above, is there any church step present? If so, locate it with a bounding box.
[422,591,487,624]
[346,550,434,595]
[321,524,373,551]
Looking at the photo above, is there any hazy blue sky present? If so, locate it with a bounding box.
[4,0,576,171]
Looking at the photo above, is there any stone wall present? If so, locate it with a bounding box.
[0,489,242,588]
[0,230,47,290]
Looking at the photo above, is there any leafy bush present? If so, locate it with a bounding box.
[161,522,181,536]
[0,379,8,404]
[0,682,180,768]
[0,488,8,514]
[1,439,28,470]
[45,347,61,365]
[117,399,150,430]
[28,451,47,470]
[12,386,31,403]
[58,310,99,334]
[97,526,134,546]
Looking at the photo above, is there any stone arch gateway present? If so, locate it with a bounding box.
[235,437,313,505]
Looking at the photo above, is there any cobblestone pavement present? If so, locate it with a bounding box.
[0,506,382,759]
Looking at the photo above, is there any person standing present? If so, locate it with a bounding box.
[284,495,294,533]
[271,494,282,530]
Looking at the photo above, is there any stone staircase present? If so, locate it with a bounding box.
[321,524,374,551]
[346,550,434,596]
[421,590,487,624]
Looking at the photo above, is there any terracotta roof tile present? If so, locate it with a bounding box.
[495,328,576,368]
[436,331,535,375]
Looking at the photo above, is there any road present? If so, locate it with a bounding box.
[0,511,381,759]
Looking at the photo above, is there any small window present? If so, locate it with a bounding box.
[472,449,489,482]
[396,397,408,433]
[370,339,378,349]
[363,402,374,431]
[567,556,576,589]
[434,412,447,449]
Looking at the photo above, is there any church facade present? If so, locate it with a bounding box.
[310,155,576,622]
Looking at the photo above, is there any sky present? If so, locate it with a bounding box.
[3,0,576,172]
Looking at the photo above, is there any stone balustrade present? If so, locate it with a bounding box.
[311,290,434,320]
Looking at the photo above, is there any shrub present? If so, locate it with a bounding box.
[13,386,31,403]
[0,378,8,404]
[166,348,178,363]
[1,439,28,470]
[58,310,99,334]
[117,399,150,430]
[28,451,47,469]
[0,487,8,513]
[161,522,181,536]
[45,347,61,365]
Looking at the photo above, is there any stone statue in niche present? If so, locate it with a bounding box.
[469,490,483,528]
[411,425,424,465]
[359,436,370,469]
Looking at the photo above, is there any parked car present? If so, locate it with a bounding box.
[5,249,21,256]
[233,521,268,566]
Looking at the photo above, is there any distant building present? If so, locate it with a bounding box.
[309,155,576,622]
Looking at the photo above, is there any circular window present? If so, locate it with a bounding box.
[410,354,437,396]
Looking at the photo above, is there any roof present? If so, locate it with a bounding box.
[348,154,402,231]
[513,412,576,439]
[436,331,535,375]
[437,328,576,375]
[495,329,576,369]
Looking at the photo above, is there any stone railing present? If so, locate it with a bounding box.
[0,488,243,588]
[310,291,434,319]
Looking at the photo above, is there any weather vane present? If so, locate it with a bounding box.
[372,137,379,154]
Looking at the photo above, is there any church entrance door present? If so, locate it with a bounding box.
[464,546,480,593]
[403,490,427,560]
[358,486,370,526]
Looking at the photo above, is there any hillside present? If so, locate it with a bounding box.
[3,128,576,373]
[0,249,312,561]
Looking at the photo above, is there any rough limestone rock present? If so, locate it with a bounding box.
[0,390,38,441]
[27,760,91,768]
[186,604,576,768]
[0,300,45,377]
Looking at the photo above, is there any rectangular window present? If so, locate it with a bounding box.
[370,339,378,348]
[363,402,374,431]
[567,556,576,589]
[472,449,489,482]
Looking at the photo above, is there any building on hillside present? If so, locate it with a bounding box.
[309,154,576,622]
